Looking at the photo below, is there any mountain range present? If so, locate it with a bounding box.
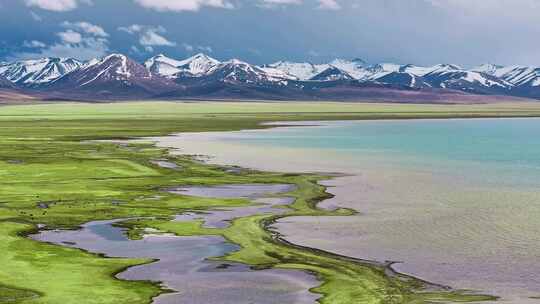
[1,53,539,103]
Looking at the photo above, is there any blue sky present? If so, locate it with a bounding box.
[1,0,540,66]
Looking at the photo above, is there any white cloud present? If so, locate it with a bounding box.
[182,43,194,52]
[182,43,213,53]
[119,24,176,47]
[14,37,108,60]
[140,30,176,46]
[35,38,107,59]
[258,0,340,10]
[317,0,340,10]
[426,0,540,13]
[134,0,234,12]
[258,0,302,8]
[118,24,143,35]
[62,21,109,37]
[14,19,108,60]
[24,0,92,12]
[57,30,82,44]
[23,40,47,48]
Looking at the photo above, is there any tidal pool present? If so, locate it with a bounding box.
[153,119,540,303]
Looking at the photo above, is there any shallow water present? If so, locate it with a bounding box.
[31,183,319,304]
[153,119,540,303]
[170,184,295,228]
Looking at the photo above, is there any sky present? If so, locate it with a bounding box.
[1,0,540,67]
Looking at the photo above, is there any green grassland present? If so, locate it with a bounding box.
[2,101,537,304]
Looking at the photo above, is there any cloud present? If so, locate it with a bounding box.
[62,21,108,37]
[23,40,47,48]
[118,24,176,47]
[24,0,93,12]
[13,20,108,60]
[14,37,108,60]
[258,0,340,10]
[140,30,176,46]
[182,43,194,52]
[118,24,143,35]
[182,43,213,53]
[33,38,107,59]
[425,0,540,15]
[134,0,234,12]
[317,0,340,10]
[258,0,302,8]
[57,30,82,44]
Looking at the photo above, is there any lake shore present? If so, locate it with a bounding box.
[151,119,540,304]
[4,101,540,304]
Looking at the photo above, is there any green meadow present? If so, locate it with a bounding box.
[2,101,539,304]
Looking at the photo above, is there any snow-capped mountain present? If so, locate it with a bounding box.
[476,65,540,88]
[48,54,175,97]
[472,63,505,76]
[328,58,368,79]
[266,61,329,80]
[310,66,354,81]
[1,52,539,102]
[422,68,512,94]
[363,63,401,79]
[145,53,220,78]
[144,54,184,77]
[488,65,540,98]
[0,57,81,86]
[325,61,513,93]
[204,59,292,85]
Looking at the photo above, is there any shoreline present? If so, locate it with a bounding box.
[150,118,540,303]
[148,122,492,298]
[5,102,540,304]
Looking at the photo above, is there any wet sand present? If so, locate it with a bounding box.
[151,121,540,304]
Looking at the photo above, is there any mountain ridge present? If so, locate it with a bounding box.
[1,53,539,102]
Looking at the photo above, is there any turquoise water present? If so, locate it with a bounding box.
[243,119,540,166]
[209,118,540,302]
[236,119,540,187]
[156,119,540,302]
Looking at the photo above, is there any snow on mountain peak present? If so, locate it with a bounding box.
[0,57,82,86]
[310,66,354,81]
[267,61,328,80]
[472,63,504,75]
[429,63,462,74]
[145,53,219,78]
[3,52,540,98]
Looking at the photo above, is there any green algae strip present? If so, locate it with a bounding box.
[0,101,518,304]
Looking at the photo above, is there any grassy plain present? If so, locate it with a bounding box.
[2,101,538,304]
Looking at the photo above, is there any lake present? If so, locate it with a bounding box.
[155,118,540,303]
